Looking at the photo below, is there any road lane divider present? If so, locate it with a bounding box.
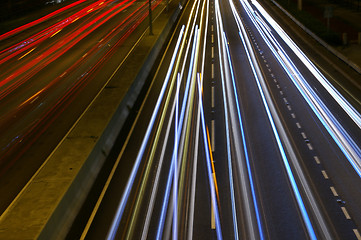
[197,74,223,239]
[249,0,361,178]
[106,25,185,240]
[216,0,264,238]
[235,1,333,238]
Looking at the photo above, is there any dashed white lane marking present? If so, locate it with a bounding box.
[211,119,215,152]
[330,186,338,197]
[291,113,296,118]
[211,86,215,108]
[353,229,361,240]
[307,143,313,150]
[211,63,214,79]
[283,97,288,103]
[287,105,292,111]
[60,72,67,78]
[321,170,329,179]
[280,91,283,95]
[301,132,307,139]
[211,198,215,229]
[314,156,320,164]
[296,122,301,129]
[341,206,351,219]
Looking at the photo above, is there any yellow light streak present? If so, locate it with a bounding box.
[18,89,44,108]
[206,126,220,205]
[50,29,62,38]
[71,17,79,23]
[18,48,35,60]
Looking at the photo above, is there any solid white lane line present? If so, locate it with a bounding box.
[330,186,338,197]
[341,207,351,219]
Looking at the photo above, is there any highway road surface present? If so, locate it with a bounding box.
[66,0,361,239]
[0,0,360,239]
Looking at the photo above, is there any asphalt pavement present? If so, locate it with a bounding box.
[0,0,182,239]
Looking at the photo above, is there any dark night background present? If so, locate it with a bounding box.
[0,0,360,52]
[0,0,67,21]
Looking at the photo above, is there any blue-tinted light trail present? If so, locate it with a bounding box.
[106,25,185,240]
[249,0,361,177]
[197,74,223,240]
[156,26,199,239]
[236,5,317,238]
